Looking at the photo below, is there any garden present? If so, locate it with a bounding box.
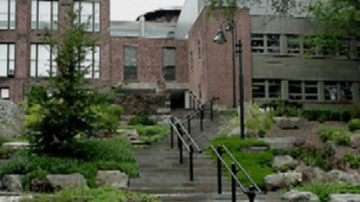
[208,101,360,202]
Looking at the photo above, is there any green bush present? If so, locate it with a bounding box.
[348,119,360,132]
[301,110,322,121]
[208,136,273,189]
[0,138,139,188]
[330,111,341,121]
[273,103,299,117]
[341,153,360,169]
[258,129,266,138]
[245,102,273,132]
[341,110,353,122]
[297,183,360,202]
[280,148,329,170]
[317,113,328,123]
[120,124,169,144]
[128,112,157,126]
[22,169,50,191]
[20,187,161,202]
[317,127,351,146]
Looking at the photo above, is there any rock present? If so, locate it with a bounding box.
[262,137,293,149]
[272,155,298,171]
[293,136,306,147]
[116,129,139,141]
[2,142,30,150]
[330,194,360,202]
[30,178,53,192]
[46,173,88,190]
[264,172,302,191]
[282,190,319,201]
[156,108,171,115]
[2,175,24,192]
[228,127,257,137]
[0,180,3,189]
[0,195,33,202]
[96,170,129,188]
[350,134,360,148]
[151,115,171,124]
[297,166,327,184]
[273,117,307,129]
[326,170,360,184]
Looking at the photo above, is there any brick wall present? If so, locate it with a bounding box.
[188,8,252,106]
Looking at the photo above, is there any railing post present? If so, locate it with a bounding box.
[187,114,191,135]
[177,123,183,164]
[170,117,174,149]
[200,105,204,131]
[217,146,223,194]
[210,98,214,121]
[189,144,194,181]
[246,185,257,202]
[231,163,238,202]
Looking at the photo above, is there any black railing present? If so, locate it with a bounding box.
[210,145,263,202]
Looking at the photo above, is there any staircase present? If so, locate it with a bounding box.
[129,109,285,202]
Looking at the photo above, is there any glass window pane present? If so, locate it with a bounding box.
[0,44,7,76]
[163,47,176,66]
[268,79,281,98]
[124,46,137,66]
[94,2,100,32]
[340,82,352,101]
[0,0,9,29]
[38,1,51,29]
[73,2,80,24]
[267,34,280,53]
[325,82,338,101]
[83,47,93,78]
[94,46,100,78]
[52,1,58,30]
[1,88,9,99]
[38,45,50,77]
[31,0,37,29]
[30,45,36,77]
[287,35,300,54]
[81,2,93,31]
[8,44,14,73]
[252,79,265,98]
[9,0,15,29]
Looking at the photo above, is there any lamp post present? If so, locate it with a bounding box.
[214,21,245,139]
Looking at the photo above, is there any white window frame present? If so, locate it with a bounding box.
[73,1,100,32]
[0,43,15,77]
[79,46,100,79]
[0,87,10,100]
[30,44,57,78]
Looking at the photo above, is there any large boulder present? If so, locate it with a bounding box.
[116,129,139,141]
[2,175,24,192]
[228,127,257,137]
[272,155,298,171]
[95,170,129,188]
[46,173,88,190]
[282,190,319,201]
[296,166,327,184]
[0,196,33,202]
[326,170,360,184]
[330,194,360,202]
[2,142,30,150]
[262,137,293,149]
[264,172,302,191]
[273,117,307,129]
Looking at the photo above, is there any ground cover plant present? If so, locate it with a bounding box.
[295,183,360,202]
[207,136,273,189]
[20,187,161,202]
[317,127,351,146]
[0,137,139,189]
[348,119,360,132]
[119,124,169,144]
[128,112,157,126]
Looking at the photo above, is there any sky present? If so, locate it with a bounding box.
[110,0,186,21]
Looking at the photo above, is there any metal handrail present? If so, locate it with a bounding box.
[168,119,190,152]
[210,145,246,192]
[174,117,202,153]
[222,145,262,193]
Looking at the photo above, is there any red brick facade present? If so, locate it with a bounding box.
[188,9,252,105]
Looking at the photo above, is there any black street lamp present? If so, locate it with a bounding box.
[214,21,245,139]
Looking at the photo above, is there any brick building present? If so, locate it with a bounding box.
[1,0,360,109]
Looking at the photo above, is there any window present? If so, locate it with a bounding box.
[325,81,353,101]
[338,39,350,56]
[30,44,57,77]
[190,51,193,71]
[0,44,15,77]
[197,40,201,61]
[0,88,9,99]
[163,47,176,81]
[74,1,100,32]
[304,81,318,100]
[267,34,280,53]
[251,34,264,53]
[252,79,265,98]
[31,0,58,30]
[268,80,281,98]
[124,46,137,81]
[325,81,338,101]
[287,35,300,54]
[340,82,352,101]
[289,81,302,100]
[0,0,15,29]
[80,46,100,79]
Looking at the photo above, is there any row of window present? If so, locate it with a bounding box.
[1,0,100,32]
[123,46,176,81]
[251,34,357,57]
[253,79,358,102]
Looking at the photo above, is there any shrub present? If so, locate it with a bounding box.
[348,119,360,132]
[0,138,139,188]
[245,102,273,132]
[340,153,360,169]
[120,124,169,144]
[258,129,266,138]
[20,187,161,202]
[317,127,351,146]
[22,169,50,191]
[301,110,322,121]
[317,113,328,123]
[330,111,341,121]
[128,112,157,126]
[341,110,352,122]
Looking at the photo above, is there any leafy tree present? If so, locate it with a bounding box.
[24,8,120,154]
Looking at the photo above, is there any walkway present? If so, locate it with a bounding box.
[129,109,284,202]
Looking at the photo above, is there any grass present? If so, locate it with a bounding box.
[295,183,360,202]
[207,136,273,189]
[119,124,169,144]
[20,187,161,202]
[0,137,139,189]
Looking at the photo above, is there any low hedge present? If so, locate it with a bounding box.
[348,119,360,132]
